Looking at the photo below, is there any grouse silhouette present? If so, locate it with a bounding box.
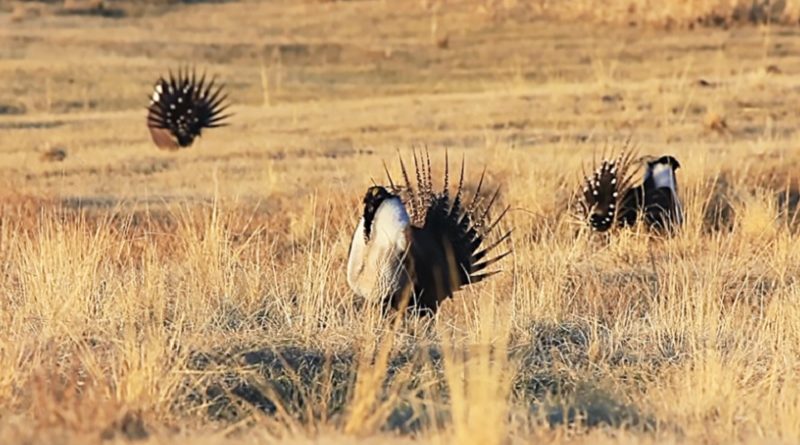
[580,150,683,232]
[347,151,511,314]
[146,68,231,150]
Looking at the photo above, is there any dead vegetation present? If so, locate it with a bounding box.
[494,0,800,28]
[1,1,800,444]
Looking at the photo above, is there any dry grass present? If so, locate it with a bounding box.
[495,0,800,27]
[1,1,800,444]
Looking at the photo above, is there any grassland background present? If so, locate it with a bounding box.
[1,0,800,444]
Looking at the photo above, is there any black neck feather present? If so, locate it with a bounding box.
[362,186,393,240]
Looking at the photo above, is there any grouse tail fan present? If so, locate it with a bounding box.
[146,67,232,150]
[390,149,511,312]
[578,147,638,232]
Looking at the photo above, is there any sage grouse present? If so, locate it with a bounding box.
[146,68,231,150]
[347,152,511,314]
[580,152,683,232]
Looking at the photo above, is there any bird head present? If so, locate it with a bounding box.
[641,155,681,189]
[362,186,395,240]
[644,155,681,171]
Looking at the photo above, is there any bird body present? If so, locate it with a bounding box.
[638,155,683,230]
[347,152,511,314]
[580,151,683,232]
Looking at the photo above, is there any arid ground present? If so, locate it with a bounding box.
[1,1,800,444]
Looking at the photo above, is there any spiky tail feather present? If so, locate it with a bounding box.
[578,148,637,232]
[386,149,511,312]
[146,67,231,150]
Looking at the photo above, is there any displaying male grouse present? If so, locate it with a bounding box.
[347,151,511,314]
[580,151,683,232]
[146,68,231,150]
[620,155,684,231]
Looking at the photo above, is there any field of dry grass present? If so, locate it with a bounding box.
[1,1,800,444]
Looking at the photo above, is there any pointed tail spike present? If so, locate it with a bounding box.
[443,148,450,196]
[383,160,396,190]
[398,150,413,192]
[480,186,502,225]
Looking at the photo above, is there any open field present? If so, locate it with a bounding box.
[1,1,800,444]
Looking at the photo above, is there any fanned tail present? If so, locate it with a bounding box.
[146,66,231,150]
[415,153,511,297]
[385,150,511,312]
[578,146,637,232]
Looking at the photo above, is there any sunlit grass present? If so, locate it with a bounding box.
[0,1,799,444]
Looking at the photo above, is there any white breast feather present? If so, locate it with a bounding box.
[646,163,683,226]
[370,197,410,251]
[648,163,677,191]
[346,197,410,301]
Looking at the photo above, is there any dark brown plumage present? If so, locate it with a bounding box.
[146,68,231,150]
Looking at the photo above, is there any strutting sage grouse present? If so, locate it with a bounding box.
[347,151,512,315]
[146,68,231,150]
[580,151,683,232]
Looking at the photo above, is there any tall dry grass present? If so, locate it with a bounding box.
[0,0,798,443]
[0,151,799,444]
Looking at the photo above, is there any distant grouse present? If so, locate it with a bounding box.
[347,151,512,314]
[146,68,231,150]
[618,155,683,231]
[580,151,683,232]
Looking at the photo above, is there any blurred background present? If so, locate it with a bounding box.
[0,0,796,203]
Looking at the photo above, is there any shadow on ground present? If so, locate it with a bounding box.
[185,321,667,434]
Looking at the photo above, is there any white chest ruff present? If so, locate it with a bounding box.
[346,197,411,303]
[646,163,683,225]
[647,163,677,191]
